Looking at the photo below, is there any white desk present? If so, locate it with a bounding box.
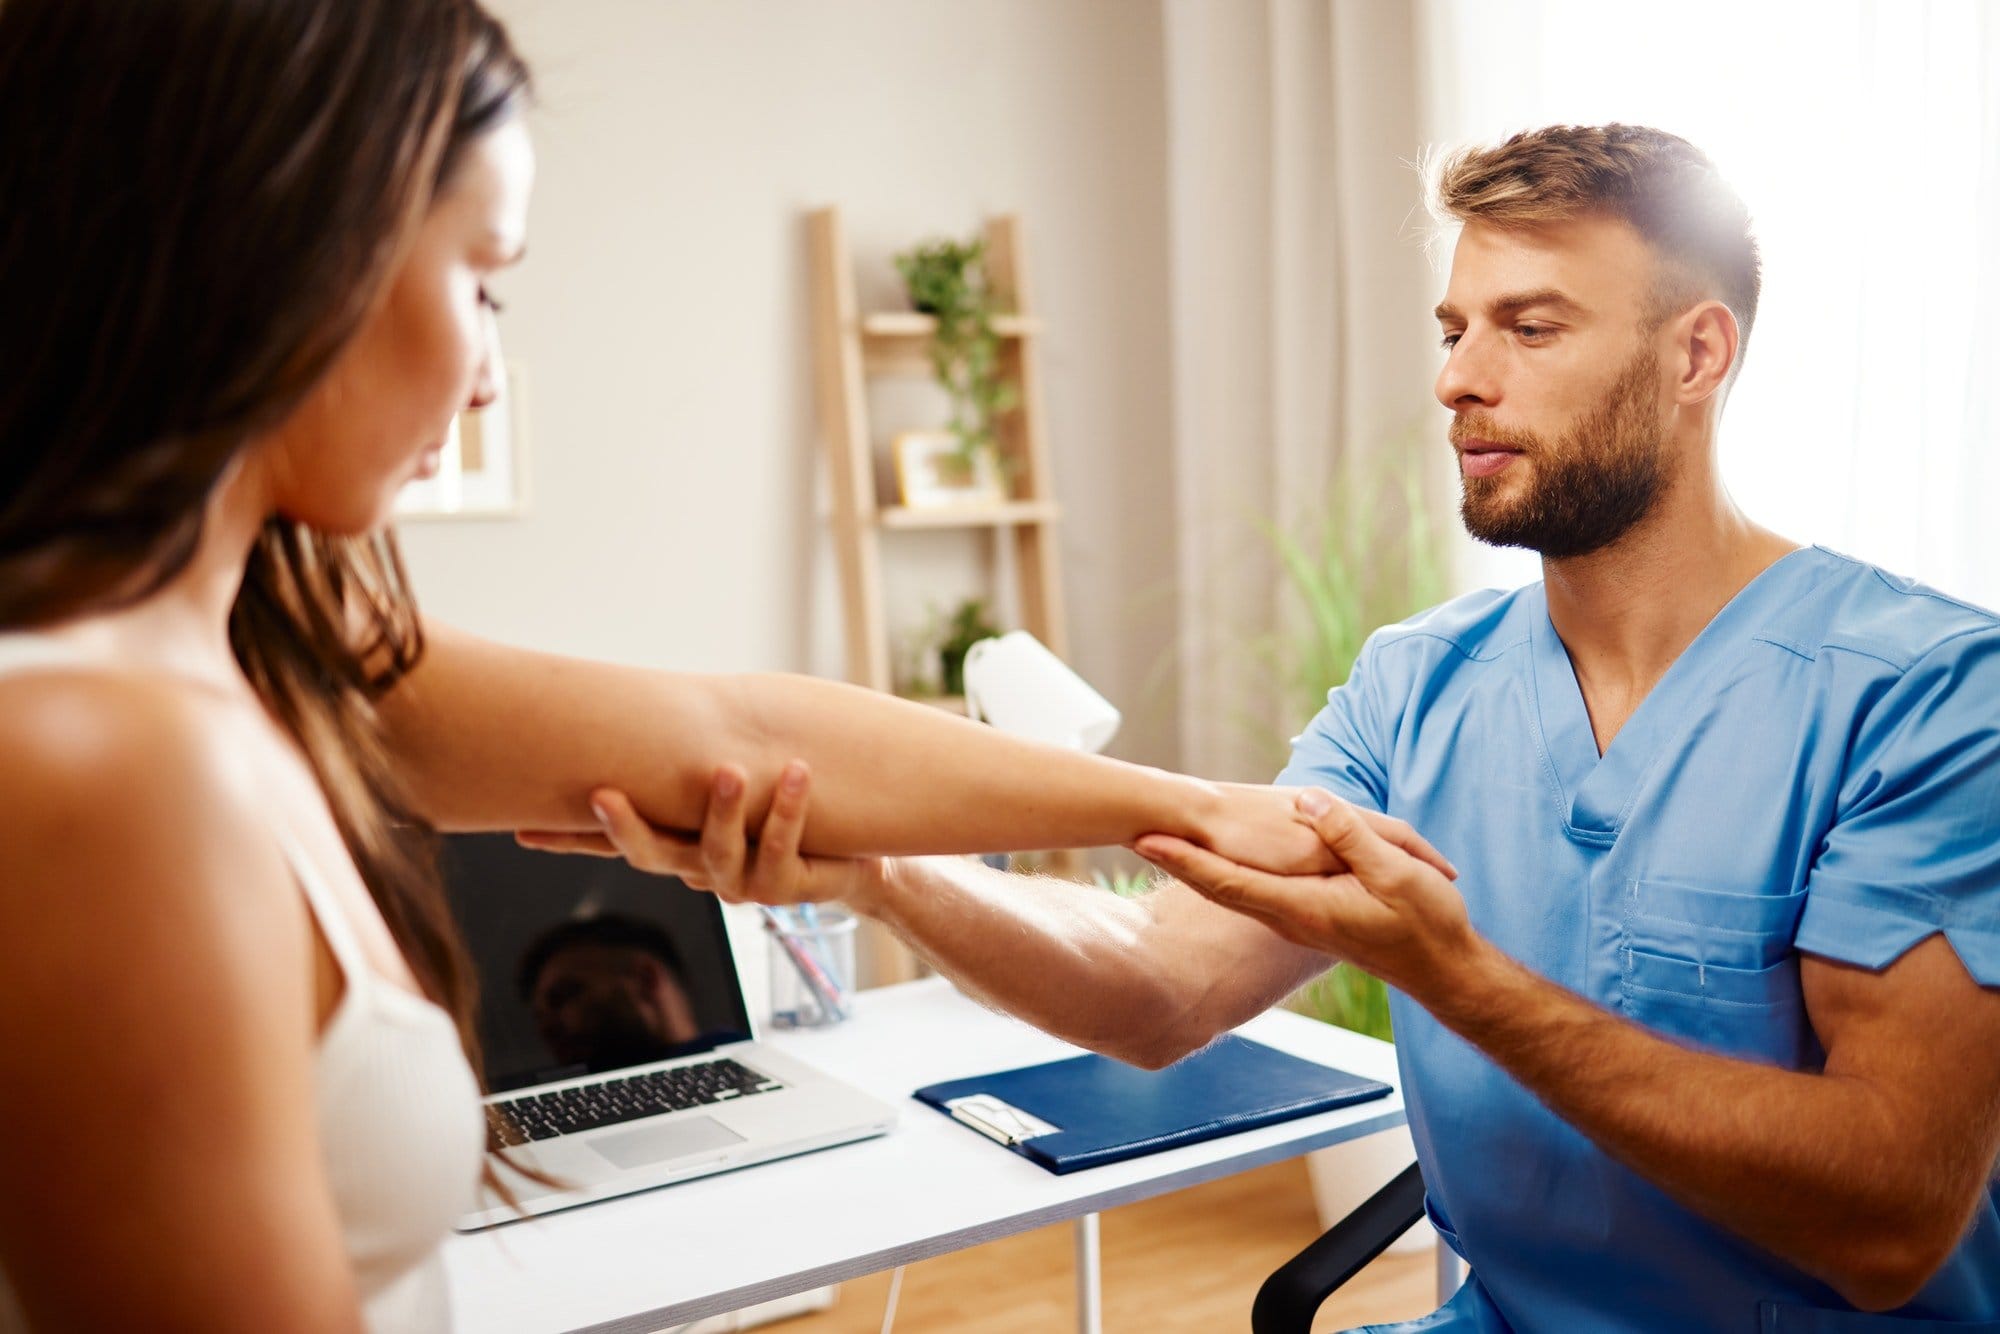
[444,978,1407,1334]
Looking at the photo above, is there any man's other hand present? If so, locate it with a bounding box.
[516,760,886,910]
[1138,787,1471,996]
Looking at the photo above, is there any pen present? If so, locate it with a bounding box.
[788,904,844,991]
[791,901,842,985]
[758,905,849,1021]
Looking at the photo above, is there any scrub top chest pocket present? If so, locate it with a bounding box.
[1608,878,1814,1067]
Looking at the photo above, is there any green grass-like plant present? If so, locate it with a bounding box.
[1090,866,1157,898]
[1254,462,1448,1042]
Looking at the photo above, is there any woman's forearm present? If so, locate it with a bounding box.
[719,670,1224,854]
[379,621,1223,855]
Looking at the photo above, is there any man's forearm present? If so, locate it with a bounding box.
[1426,940,1941,1306]
[856,857,1327,1069]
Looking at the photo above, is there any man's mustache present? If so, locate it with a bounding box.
[1449,415,1540,451]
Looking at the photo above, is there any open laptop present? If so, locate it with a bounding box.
[440,833,898,1230]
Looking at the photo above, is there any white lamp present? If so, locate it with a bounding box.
[961,631,1121,754]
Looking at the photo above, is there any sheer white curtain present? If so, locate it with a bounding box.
[1164,0,1440,780]
[1419,0,2000,604]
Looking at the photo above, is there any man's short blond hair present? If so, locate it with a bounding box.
[1427,124,1761,350]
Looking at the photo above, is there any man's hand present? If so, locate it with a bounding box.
[1138,786,1471,996]
[516,760,887,911]
[1191,782,1460,885]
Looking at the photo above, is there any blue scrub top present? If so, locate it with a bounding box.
[1277,546,2000,1334]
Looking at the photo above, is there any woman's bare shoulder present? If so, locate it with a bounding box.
[0,671,352,1328]
[0,666,258,822]
[0,668,307,994]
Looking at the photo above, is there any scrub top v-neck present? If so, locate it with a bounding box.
[1528,547,1816,845]
[1278,545,2000,1333]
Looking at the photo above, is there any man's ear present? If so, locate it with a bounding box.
[1673,299,1740,404]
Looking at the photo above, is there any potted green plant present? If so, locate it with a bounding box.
[892,236,1018,478]
[935,597,1002,699]
[896,597,1006,701]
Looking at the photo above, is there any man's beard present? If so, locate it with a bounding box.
[1456,347,1673,561]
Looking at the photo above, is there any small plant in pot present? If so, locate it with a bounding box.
[934,597,1003,699]
[893,236,1018,480]
[896,598,1006,701]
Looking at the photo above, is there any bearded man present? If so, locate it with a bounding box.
[576,125,2000,1333]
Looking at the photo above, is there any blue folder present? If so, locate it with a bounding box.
[911,1034,1393,1175]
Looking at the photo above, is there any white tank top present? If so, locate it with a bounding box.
[0,635,487,1332]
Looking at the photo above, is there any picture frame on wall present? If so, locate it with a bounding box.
[396,361,529,520]
[892,429,1006,509]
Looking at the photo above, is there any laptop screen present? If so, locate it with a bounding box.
[438,833,755,1094]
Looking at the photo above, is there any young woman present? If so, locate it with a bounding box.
[0,2,1357,1328]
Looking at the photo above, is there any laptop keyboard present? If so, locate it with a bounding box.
[486,1058,785,1147]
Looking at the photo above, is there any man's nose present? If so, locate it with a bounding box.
[1435,332,1498,411]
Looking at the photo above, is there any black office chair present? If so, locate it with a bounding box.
[1252,1161,1431,1334]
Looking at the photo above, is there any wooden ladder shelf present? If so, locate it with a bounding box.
[806,208,1081,981]
[807,206,1069,693]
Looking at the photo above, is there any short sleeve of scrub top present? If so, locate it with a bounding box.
[1796,625,2000,986]
[1274,629,1400,812]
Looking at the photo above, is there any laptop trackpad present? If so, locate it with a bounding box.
[588,1116,745,1170]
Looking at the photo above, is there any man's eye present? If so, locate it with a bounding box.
[479,286,506,316]
[1439,332,1461,350]
[1516,324,1550,340]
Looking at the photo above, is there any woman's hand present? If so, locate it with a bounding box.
[516,760,887,910]
[1137,787,1471,997]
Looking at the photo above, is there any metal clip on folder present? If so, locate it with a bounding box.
[944,1094,1061,1146]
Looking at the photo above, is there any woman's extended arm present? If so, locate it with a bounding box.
[380,620,1329,869]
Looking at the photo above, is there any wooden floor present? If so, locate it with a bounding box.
[769,1157,1436,1333]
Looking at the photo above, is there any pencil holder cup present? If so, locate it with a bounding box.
[767,907,858,1030]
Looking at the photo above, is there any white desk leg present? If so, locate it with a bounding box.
[1434,1238,1466,1303]
[1073,1212,1103,1334]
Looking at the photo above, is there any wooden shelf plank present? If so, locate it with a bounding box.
[877,500,1059,529]
[861,312,1042,337]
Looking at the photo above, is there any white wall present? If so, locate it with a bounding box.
[398,0,1184,767]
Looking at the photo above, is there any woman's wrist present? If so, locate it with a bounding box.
[1147,768,1224,845]
[841,853,906,919]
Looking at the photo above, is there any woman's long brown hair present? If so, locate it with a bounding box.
[0,0,531,1183]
